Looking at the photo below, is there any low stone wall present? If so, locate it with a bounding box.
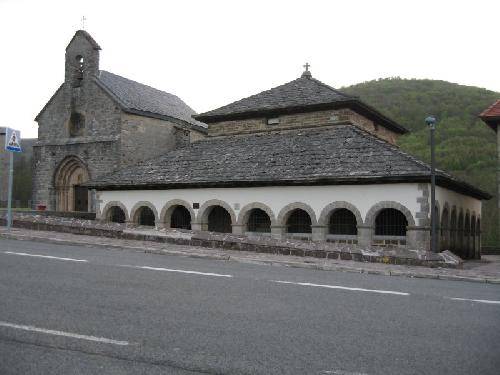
[0,213,462,269]
[23,210,97,220]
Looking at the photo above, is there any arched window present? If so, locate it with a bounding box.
[441,207,449,250]
[69,112,85,137]
[108,206,126,223]
[471,216,476,257]
[286,209,312,234]
[457,212,464,256]
[207,206,232,233]
[464,213,471,258]
[450,209,457,251]
[247,209,271,233]
[137,206,155,227]
[328,208,357,235]
[170,206,192,230]
[375,208,408,236]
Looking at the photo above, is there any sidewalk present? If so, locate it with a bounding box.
[1,227,499,284]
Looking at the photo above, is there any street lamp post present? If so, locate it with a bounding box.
[425,116,437,253]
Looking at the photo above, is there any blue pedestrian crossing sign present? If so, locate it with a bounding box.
[5,128,22,153]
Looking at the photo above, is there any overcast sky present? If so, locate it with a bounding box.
[1,0,499,138]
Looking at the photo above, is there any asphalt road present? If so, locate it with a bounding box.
[0,238,499,375]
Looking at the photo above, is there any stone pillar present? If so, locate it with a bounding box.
[191,222,203,232]
[271,225,284,240]
[407,226,430,251]
[357,225,372,247]
[232,224,244,235]
[312,225,326,241]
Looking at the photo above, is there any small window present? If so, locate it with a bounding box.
[267,117,280,125]
[69,112,85,137]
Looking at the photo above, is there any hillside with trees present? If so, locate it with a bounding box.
[343,78,499,246]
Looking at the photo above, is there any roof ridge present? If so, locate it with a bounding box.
[308,77,354,99]
[479,99,500,117]
[349,125,430,171]
[98,70,187,105]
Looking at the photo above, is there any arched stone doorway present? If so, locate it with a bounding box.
[54,156,90,212]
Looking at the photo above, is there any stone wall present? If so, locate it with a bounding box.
[207,108,399,144]
[120,113,179,166]
[33,76,123,210]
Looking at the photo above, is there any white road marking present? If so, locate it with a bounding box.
[120,265,233,278]
[448,297,500,305]
[271,280,409,296]
[0,321,129,346]
[3,251,88,263]
[321,370,369,375]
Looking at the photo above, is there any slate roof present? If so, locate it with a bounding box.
[86,125,490,200]
[96,71,207,131]
[195,73,408,134]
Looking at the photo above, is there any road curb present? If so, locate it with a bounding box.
[2,231,499,285]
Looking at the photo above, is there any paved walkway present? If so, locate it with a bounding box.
[1,227,499,284]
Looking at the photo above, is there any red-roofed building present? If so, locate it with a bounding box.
[480,100,500,131]
[480,99,500,238]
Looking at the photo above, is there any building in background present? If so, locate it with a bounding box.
[33,30,206,213]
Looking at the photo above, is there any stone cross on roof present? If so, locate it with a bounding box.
[81,16,86,30]
[301,62,312,79]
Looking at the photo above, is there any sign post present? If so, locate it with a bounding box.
[4,128,22,230]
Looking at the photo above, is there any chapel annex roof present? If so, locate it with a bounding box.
[195,71,409,135]
[95,71,207,131]
[86,124,489,200]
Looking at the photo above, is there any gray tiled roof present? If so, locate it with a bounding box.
[196,76,353,118]
[96,71,207,130]
[86,125,489,199]
[195,74,408,134]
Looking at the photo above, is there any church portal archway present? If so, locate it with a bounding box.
[54,156,90,212]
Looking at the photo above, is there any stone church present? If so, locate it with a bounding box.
[35,30,490,258]
[33,30,206,213]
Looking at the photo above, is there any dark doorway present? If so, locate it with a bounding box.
[375,209,408,236]
[247,209,271,232]
[74,186,88,212]
[329,208,357,235]
[109,206,126,223]
[286,209,312,233]
[207,206,232,233]
[137,207,156,226]
[170,206,192,230]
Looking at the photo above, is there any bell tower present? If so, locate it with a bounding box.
[64,30,101,86]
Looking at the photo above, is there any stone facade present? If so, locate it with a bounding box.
[207,108,399,144]
[33,31,206,212]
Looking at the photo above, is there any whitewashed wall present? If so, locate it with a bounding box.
[98,183,425,224]
[435,185,481,217]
